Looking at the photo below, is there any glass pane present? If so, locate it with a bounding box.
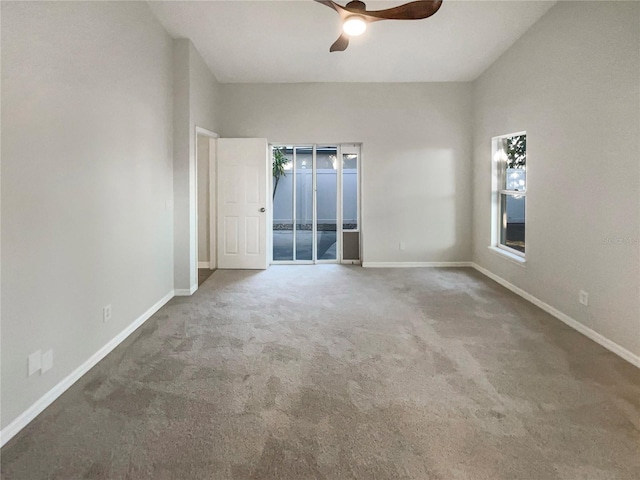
[316,147,337,260]
[506,168,526,192]
[500,194,525,253]
[272,146,293,260]
[342,153,358,230]
[295,147,313,261]
[502,134,526,191]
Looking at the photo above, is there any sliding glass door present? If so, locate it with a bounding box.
[272,144,360,264]
[341,145,360,262]
[295,147,313,261]
[316,147,337,261]
[272,146,294,261]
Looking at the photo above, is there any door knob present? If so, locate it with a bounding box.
[259,207,266,212]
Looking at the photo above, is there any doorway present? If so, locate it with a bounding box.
[272,144,361,264]
[196,128,218,285]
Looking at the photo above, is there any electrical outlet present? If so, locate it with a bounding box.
[28,350,42,377]
[579,290,589,306]
[399,241,406,251]
[41,349,53,374]
[103,304,112,322]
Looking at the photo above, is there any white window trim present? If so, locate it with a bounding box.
[491,131,527,263]
[488,246,526,266]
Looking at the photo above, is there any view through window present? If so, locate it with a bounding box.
[495,133,526,255]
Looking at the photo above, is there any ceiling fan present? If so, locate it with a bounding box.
[314,0,443,52]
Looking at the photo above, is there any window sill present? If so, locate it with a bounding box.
[488,246,526,267]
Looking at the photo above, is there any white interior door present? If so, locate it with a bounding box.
[217,138,269,269]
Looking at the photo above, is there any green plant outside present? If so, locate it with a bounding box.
[272,147,290,200]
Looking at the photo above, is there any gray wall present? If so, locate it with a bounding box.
[220,83,474,263]
[173,39,221,291]
[472,1,640,357]
[1,1,174,429]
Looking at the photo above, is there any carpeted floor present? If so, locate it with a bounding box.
[2,266,639,479]
[198,268,215,286]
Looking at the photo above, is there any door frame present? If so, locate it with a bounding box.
[338,144,362,265]
[194,127,219,282]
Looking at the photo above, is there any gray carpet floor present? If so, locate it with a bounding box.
[2,266,639,479]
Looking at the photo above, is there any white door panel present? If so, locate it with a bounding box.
[246,217,260,255]
[245,166,260,204]
[224,216,239,255]
[217,138,268,269]
[223,166,240,205]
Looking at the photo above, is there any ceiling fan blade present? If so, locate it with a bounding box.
[314,0,350,19]
[329,33,350,52]
[362,0,443,22]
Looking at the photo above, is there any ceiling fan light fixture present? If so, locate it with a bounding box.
[316,0,443,52]
[343,15,367,36]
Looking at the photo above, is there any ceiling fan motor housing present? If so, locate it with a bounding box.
[345,1,367,12]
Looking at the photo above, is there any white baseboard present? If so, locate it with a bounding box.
[471,263,640,368]
[198,261,210,269]
[363,261,473,268]
[174,283,198,296]
[0,290,175,448]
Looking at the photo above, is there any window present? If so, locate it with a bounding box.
[492,132,526,259]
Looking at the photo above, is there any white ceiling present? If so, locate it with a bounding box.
[148,0,556,83]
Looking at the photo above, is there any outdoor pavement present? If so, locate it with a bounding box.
[273,230,336,261]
